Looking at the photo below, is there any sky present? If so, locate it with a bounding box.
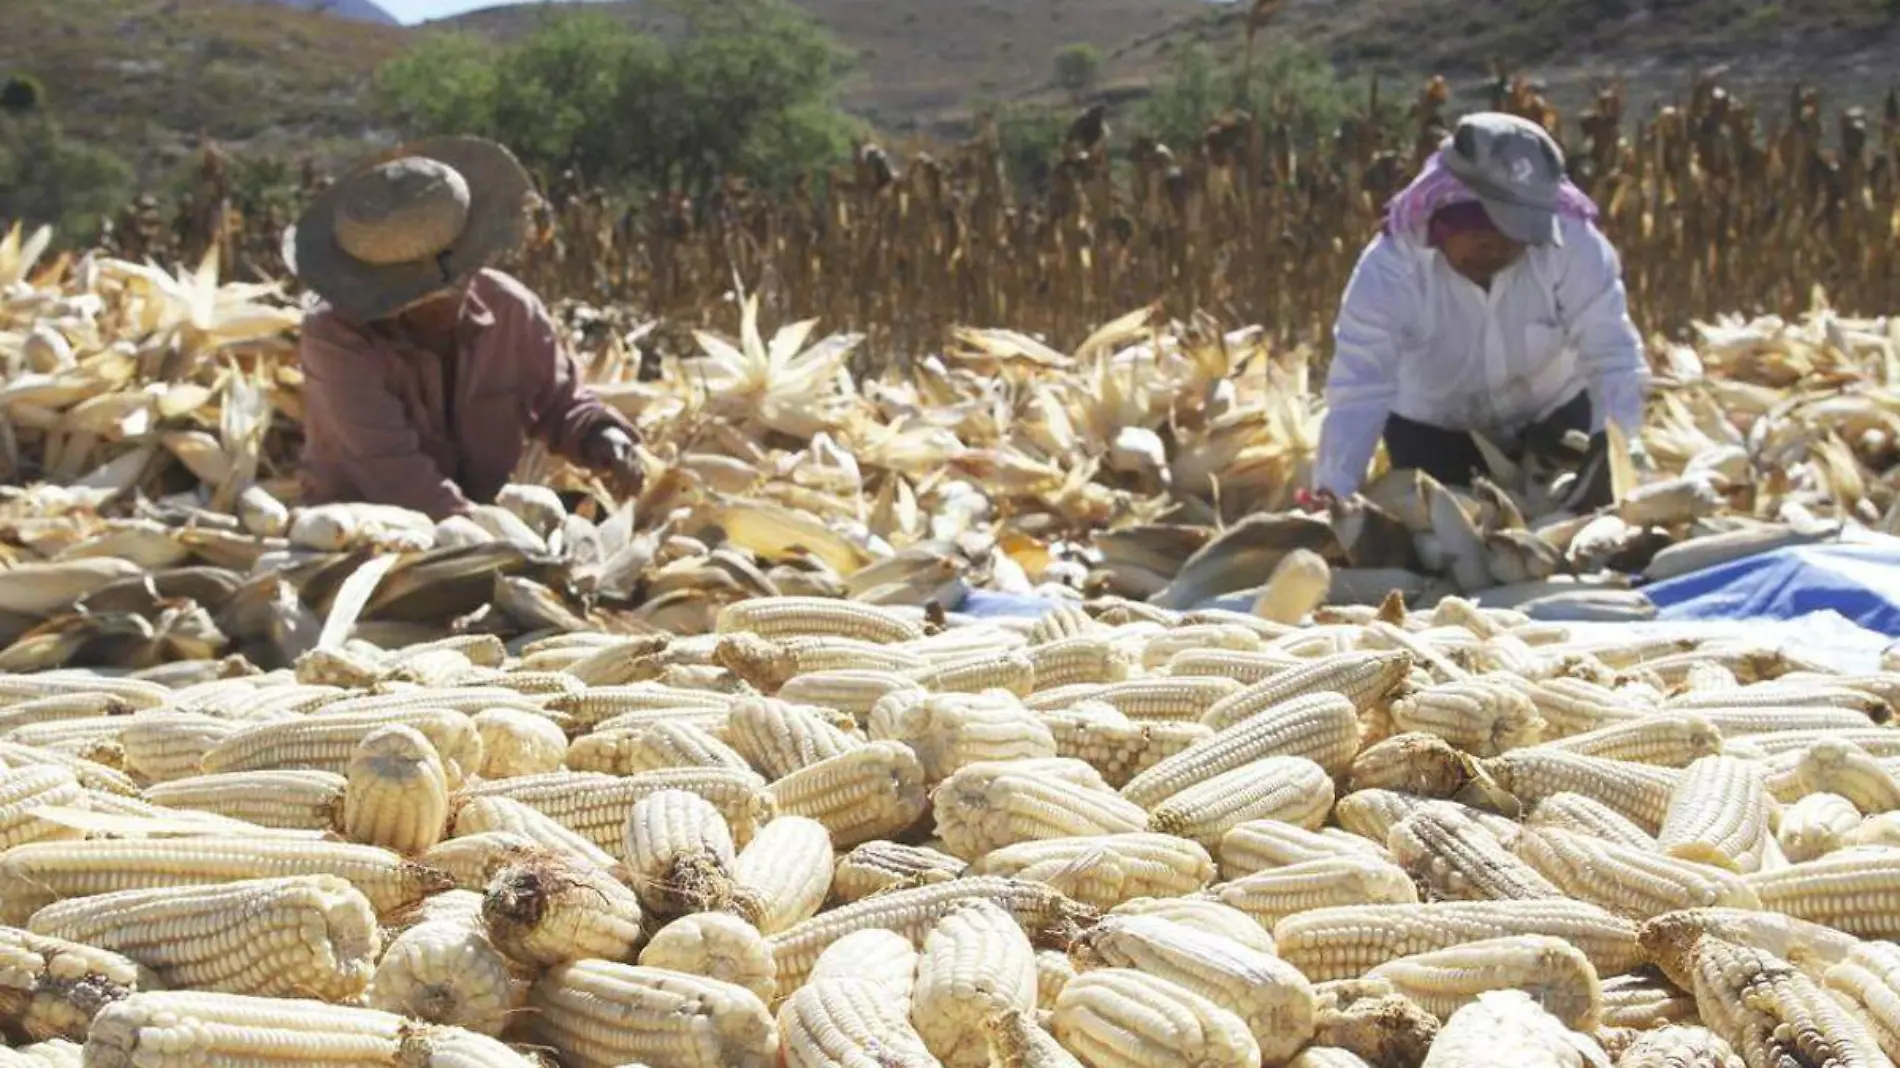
[378,0,558,24]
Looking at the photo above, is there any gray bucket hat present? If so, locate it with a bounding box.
[1441,112,1569,247]
[283,136,536,325]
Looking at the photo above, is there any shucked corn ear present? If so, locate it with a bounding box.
[911,900,1038,1068]
[1120,692,1358,807]
[717,596,924,643]
[0,925,150,1042]
[1052,967,1260,1068]
[933,759,1148,859]
[623,788,742,918]
[366,893,524,1036]
[0,836,449,923]
[481,851,644,967]
[730,815,833,934]
[344,723,451,855]
[968,832,1215,910]
[527,959,778,1068]
[1272,899,1643,982]
[1364,935,1602,1031]
[25,875,379,1002]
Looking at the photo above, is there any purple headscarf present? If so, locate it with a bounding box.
[1384,147,1600,245]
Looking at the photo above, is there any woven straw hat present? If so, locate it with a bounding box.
[283,136,536,324]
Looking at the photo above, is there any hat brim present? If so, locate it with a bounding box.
[286,136,535,325]
[1440,145,1564,248]
[1476,195,1562,248]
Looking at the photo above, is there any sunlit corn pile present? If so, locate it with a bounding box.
[0,592,1895,1066]
[4,220,1900,684]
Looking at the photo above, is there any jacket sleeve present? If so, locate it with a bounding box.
[299,318,473,521]
[1555,219,1648,435]
[1315,236,1408,497]
[510,284,637,466]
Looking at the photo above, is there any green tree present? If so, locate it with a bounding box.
[1053,43,1102,98]
[0,117,134,238]
[373,0,861,198]
[1136,41,1394,155]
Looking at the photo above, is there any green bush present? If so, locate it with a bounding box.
[1053,43,1103,97]
[1136,42,1399,157]
[373,0,862,198]
[0,117,133,239]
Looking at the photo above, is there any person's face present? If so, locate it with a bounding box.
[1440,229,1526,287]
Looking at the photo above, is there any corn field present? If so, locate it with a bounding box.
[101,71,1900,364]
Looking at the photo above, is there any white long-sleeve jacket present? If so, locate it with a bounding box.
[1313,215,1648,497]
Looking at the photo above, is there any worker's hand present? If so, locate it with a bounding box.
[584,425,644,500]
[1294,487,1337,514]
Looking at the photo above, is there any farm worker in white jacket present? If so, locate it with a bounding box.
[1312,112,1649,510]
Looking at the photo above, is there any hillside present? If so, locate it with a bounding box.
[260,0,401,25]
[0,0,407,179]
[1,0,1895,188]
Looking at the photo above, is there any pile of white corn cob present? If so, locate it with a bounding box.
[0,592,1896,1067]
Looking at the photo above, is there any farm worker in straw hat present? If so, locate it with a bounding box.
[1312,112,1650,510]
[283,136,643,521]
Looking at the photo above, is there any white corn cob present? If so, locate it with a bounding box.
[420,833,537,892]
[449,795,624,875]
[910,900,1038,1068]
[567,721,753,777]
[527,959,778,1068]
[1387,801,1562,902]
[766,877,1094,990]
[1052,968,1260,1068]
[1420,990,1610,1068]
[1088,675,1244,721]
[1147,754,1334,845]
[718,596,925,643]
[481,851,645,966]
[967,833,1215,910]
[1778,793,1862,863]
[985,1006,1084,1068]
[1217,819,1391,880]
[830,840,965,902]
[727,696,866,780]
[1366,934,1601,1031]
[366,894,525,1036]
[0,742,135,796]
[25,875,378,1001]
[767,740,928,848]
[1542,713,1723,767]
[0,926,150,1042]
[1197,650,1414,732]
[1071,912,1317,1062]
[1823,940,1900,1063]
[143,770,346,832]
[1272,900,1644,983]
[1333,788,1520,847]
[1524,792,1660,852]
[777,977,938,1068]
[806,928,919,1011]
[869,690,1056,783]
[1039,706,1212,788]
[622,788,741,917]
[773,671,924,722]
[0,836,447,923]
[1035,948,1076,1010]
[1637,908,1859,985]
[906,651,1035,697]
[344,724,451,855]
[201,707,482,787]
[1515,825,1761,919]
[1656,756,1774,874]
[1613,1025,1743,1068]
[458,766,775,853]
[1390,675,1544,756]
[1639,924,1888,1068]
[1025,635,1140,690]
[1741,849,1900,938]
[933,761,1148,860]
[469,708,567,779]
[1104,896,1276,955]
[1121,692,1358,809]
[117,712,242,783]
[1483,749,1681,833]
[639,912,778,1004]
[1598,971,1699,1031]
[730,815,833,935]
[1165,647,1302,683]
[0,767,83,851]
[82,990,540,1067]
[1795,738,1900,814]
[1205,856,1419,930]
[1346,731,1481,798]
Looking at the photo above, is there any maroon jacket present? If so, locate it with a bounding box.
[297,269,633,520]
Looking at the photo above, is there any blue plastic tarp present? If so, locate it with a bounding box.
[1643,534,1900,637]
